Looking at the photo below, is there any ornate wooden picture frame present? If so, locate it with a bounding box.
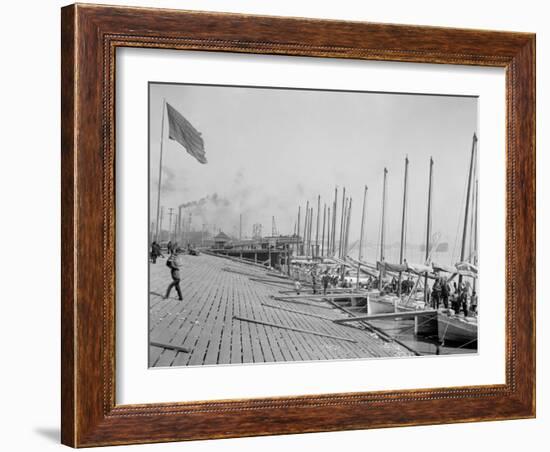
[61,3,535,447]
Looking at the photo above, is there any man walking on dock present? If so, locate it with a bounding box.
[164,250,183,301]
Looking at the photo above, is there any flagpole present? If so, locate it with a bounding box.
[155,98,166,242]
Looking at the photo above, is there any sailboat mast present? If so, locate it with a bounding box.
[473,179,478,264]
[468,149,478,262]
[307,206,313,259]
[344,198,352,261]
[424,157,434,304]
[325,206,332,256]
[339,188,346,258]
[473,179,479,292]
[303,200,309,256]
[357,186,368,289]
[468,175,476,261]
[340,198,348,259]
[332,187,338,256]
[459,133,478,283]
[380,168,388,262]
[321,204,326,257]
[398,156,409,297]
[305,207,310,257]
[379,168,388,290]
[315,195,321,259]
[296,206,301,257]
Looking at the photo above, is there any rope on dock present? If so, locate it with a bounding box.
[277,287,359,295]
[264,271,291,280]
[261,302,336,321]
[250,277,297,286]
[269,297,335,310]
[222,267,267,278]
[233,315,357,343]
[274,292,365,300]
[249,278,299,289]
[333,309,437,324]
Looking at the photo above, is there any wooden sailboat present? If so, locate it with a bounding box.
[367,167,397,314]
[424,157,434,305]
[369,159,423,315]
[398,156,409,297]
[437,133,479,347]
[367,157,440,338]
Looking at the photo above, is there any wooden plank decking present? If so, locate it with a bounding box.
[149,253,413,367]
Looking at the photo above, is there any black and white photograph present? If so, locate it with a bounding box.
[1,0,543,450]
[148,82,479,367]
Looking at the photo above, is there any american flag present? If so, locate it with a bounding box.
[166,102,207,164]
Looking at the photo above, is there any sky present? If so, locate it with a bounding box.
[149,82,478,265]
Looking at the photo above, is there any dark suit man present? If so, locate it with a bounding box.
[164,252,183,301]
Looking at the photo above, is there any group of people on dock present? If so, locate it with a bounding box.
[385,276,416,295]
[150,240,198,264]
[430,276,478,317]
[291,261,478,318]
[382,272,478,317]
[149,240,179,263]
[293,264,359,295]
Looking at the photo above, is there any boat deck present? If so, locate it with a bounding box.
[149,253,413,367]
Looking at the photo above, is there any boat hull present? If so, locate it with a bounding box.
[437,313,478,347]
[367,297,395,315]
[413,311,438,336]
[367,297,438,336]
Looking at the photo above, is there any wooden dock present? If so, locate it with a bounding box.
[149,253,413,367]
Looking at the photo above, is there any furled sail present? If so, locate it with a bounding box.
[456,261,478,274]
[406,262,433,274]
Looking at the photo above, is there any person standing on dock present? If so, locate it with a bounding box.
[470,290,478,315]
[311,271,318,294]
[431,277,442,309]
[441,277,450,309]
[294,279,302,295]
[164,250,183,301]
[391,276,398,293]
[457,281,467,315]
[407,276,414,294]
[150,241,162,264]
[451,283,461,313]
[462,281,472,316]
[322,270,330,295]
